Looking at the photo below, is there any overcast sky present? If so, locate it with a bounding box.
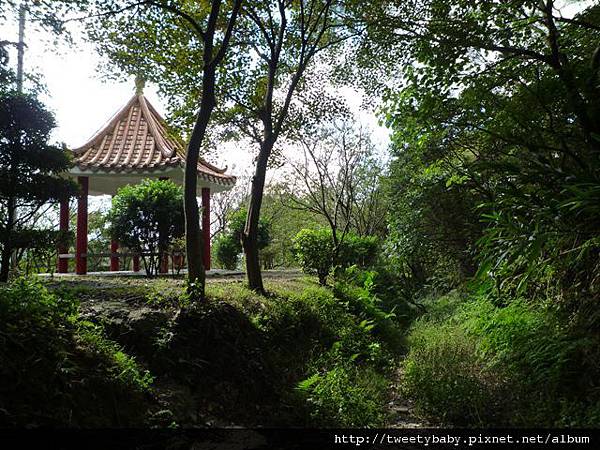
[0,13,391,192]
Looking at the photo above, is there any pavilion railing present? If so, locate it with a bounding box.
[57,251,187,273]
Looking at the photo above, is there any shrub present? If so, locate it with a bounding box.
[338,234,379,268]
[0,278,152,426]
[293,229,334,284]
[293,228,379,284]
[108,179,184,276]
[213,234,240,270]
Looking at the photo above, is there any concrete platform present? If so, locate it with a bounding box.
[37,269,244,278]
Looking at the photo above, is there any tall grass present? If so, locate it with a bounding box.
[402,291,600,427]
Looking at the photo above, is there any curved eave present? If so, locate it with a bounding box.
[67,165,235,196]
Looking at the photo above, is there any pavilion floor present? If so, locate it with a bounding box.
[36,268,303,280]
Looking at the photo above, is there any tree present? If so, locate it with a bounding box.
[355,0,600,297]
[0,46,14,93]
[221,0,355,293]
[14,204,74,275]
[0,92,77,282]
[285,122,387,260]
[108,179,184,277]
[76,0,242,298]
[209,170,249,239]
[79,1,359,293]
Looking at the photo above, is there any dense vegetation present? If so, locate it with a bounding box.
[0,0,599,431]
[0,276,401,427]
[368,0,600,427]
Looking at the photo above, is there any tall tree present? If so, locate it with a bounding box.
[0,92,77,281]
[83,0,357,293]
[78,0,242,298]
[285,122,387,254]
[218,0,357,292]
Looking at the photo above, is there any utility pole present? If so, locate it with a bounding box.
[16,2,26,93]
[7,2,27,277]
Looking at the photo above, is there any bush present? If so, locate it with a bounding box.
[293,229,334,284]
[0,278,152,426]
[401,291,600,427]
[108,179,184,276]
[213,234,240,270]
[338,234,379,268]
[293,228,379,284]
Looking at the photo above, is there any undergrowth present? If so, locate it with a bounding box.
[401,290,600,427]
[0,278,153,427]
[2,276,402,428]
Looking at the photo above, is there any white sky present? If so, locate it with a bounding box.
[0,14,391,190]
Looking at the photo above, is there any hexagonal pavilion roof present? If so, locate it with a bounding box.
[69,92,235,195]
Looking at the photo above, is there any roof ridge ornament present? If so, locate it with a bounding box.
[135,75,146,95]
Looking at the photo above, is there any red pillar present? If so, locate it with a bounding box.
[159,176,169,274]
[133,255,140,272]
[159,252,169,274]
[57,198,69,273]
[76,176,89,275]
[110,240,119,271]
[110,194,119,271]
[202,187,211,270]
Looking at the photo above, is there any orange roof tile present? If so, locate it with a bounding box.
[71,94,236,187]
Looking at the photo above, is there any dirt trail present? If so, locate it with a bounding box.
[385,366,429,428]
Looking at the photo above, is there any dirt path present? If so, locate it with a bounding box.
[385,366,429,428]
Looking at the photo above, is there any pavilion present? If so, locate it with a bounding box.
[57,82,236,275]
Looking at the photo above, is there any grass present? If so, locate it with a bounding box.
[4,274,401,427]
[401,290,600,427]
[0,278,153,427]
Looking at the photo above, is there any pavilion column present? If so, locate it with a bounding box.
[57,198,69,273]
[109,195,119,271]
[133,255,140,272]
[159,176,169,274]
[159,253,169,274]
[202,187,211,270]
[76,176,89,275]
[110,240,119,271]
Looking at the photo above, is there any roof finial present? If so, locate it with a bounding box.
[135,75,146,95]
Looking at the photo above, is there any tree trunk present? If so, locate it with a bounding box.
[183,70,216,299]
[242,140,273,293]
[0,243,11,283]
[0,199,15,282]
